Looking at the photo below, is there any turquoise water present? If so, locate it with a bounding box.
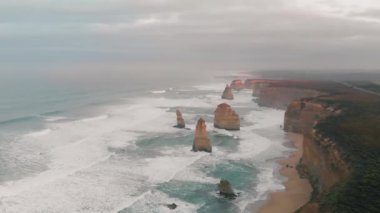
[0,78,288,212]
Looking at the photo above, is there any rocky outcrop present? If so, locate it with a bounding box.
[193,118,212,152]
[218,180,236,198]
[230,80,244,90]
[175,110,185,128]
[214,103,240,130]
[221,84,234,100]
[166,203,178,210]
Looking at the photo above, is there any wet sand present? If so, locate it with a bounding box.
[258,133,312,213]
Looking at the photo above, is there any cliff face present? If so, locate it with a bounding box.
[221,84,234,100]
[193,118,212,152]
[214,103,240,130]
[175,110,185,128]
[230,80,244,90]
[284,100,351,212]
[266,80,380,212]
[300,130,351,195]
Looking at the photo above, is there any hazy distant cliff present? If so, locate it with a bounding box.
[251,80,321,109]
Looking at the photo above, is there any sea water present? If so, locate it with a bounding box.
[0,77,290,212]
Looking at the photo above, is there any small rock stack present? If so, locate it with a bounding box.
[175,110,186,128]
[221,84,234,100]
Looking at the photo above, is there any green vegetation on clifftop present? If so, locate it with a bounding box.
[314,93,380,213]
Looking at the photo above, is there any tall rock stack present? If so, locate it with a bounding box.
[175,110,185,128]
[230,80,244,90]
[214,103,240,130]
[193,118,212,152]
[221,84,234,100]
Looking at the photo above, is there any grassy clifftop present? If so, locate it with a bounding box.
[314,89,380,212]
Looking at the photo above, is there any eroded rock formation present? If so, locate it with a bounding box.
[230,80,244,90]
[175,110,185,128]
[214,103,240,130]
[218,179,236,198]
[193,118,212,152]
[221,84,234,100]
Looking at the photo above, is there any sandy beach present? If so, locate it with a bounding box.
[258,133,312,213]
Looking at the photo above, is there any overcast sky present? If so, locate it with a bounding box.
[1,0,380,81]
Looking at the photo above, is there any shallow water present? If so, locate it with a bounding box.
[0,79,289,212]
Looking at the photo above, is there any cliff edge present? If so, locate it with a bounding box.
[280,81,380,213]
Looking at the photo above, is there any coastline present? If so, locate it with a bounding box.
[258,132,312,213]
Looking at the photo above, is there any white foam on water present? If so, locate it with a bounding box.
[44,116,67,122]
[255,166,285,201]
[141,148,207,184]
[118,190,199,213]
[132,97,212,108]
[247,108,285,130]
[24,128,52,137]
[0,81,290,213]
[79,114,109,122]
[151,90,166,94]
[193,83,227,91]
[227,130,273,160]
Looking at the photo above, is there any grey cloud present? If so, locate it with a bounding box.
[1,0,380,79]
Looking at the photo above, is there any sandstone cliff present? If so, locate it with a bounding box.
[244,79,276,90]
[282,86,380,213]
[175,110,185,128]
[284,100,334,133]
[230,80,244,90]
[221,84,234,100]
[193,118,212,152]
[214,103,240,130]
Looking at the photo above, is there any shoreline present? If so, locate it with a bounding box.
[257,132,312,213]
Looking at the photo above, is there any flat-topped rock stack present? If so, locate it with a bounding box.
[175,110,185,128]
[193,118,212,152]
[221,84,234,100]
[214,103,240,130]
[230,80,244,90]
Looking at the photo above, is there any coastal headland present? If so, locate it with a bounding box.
[248,78,380,213]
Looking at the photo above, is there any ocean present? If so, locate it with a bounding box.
[0,75,290,212]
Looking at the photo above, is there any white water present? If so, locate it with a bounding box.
[0,82,288,213]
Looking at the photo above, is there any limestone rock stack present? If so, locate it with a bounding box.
[192,118,212,152]
[214,103,240,130]
[230,80,244,90]
[218,180,237,198]
[221,84,234,100]
[175,110,185,128]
